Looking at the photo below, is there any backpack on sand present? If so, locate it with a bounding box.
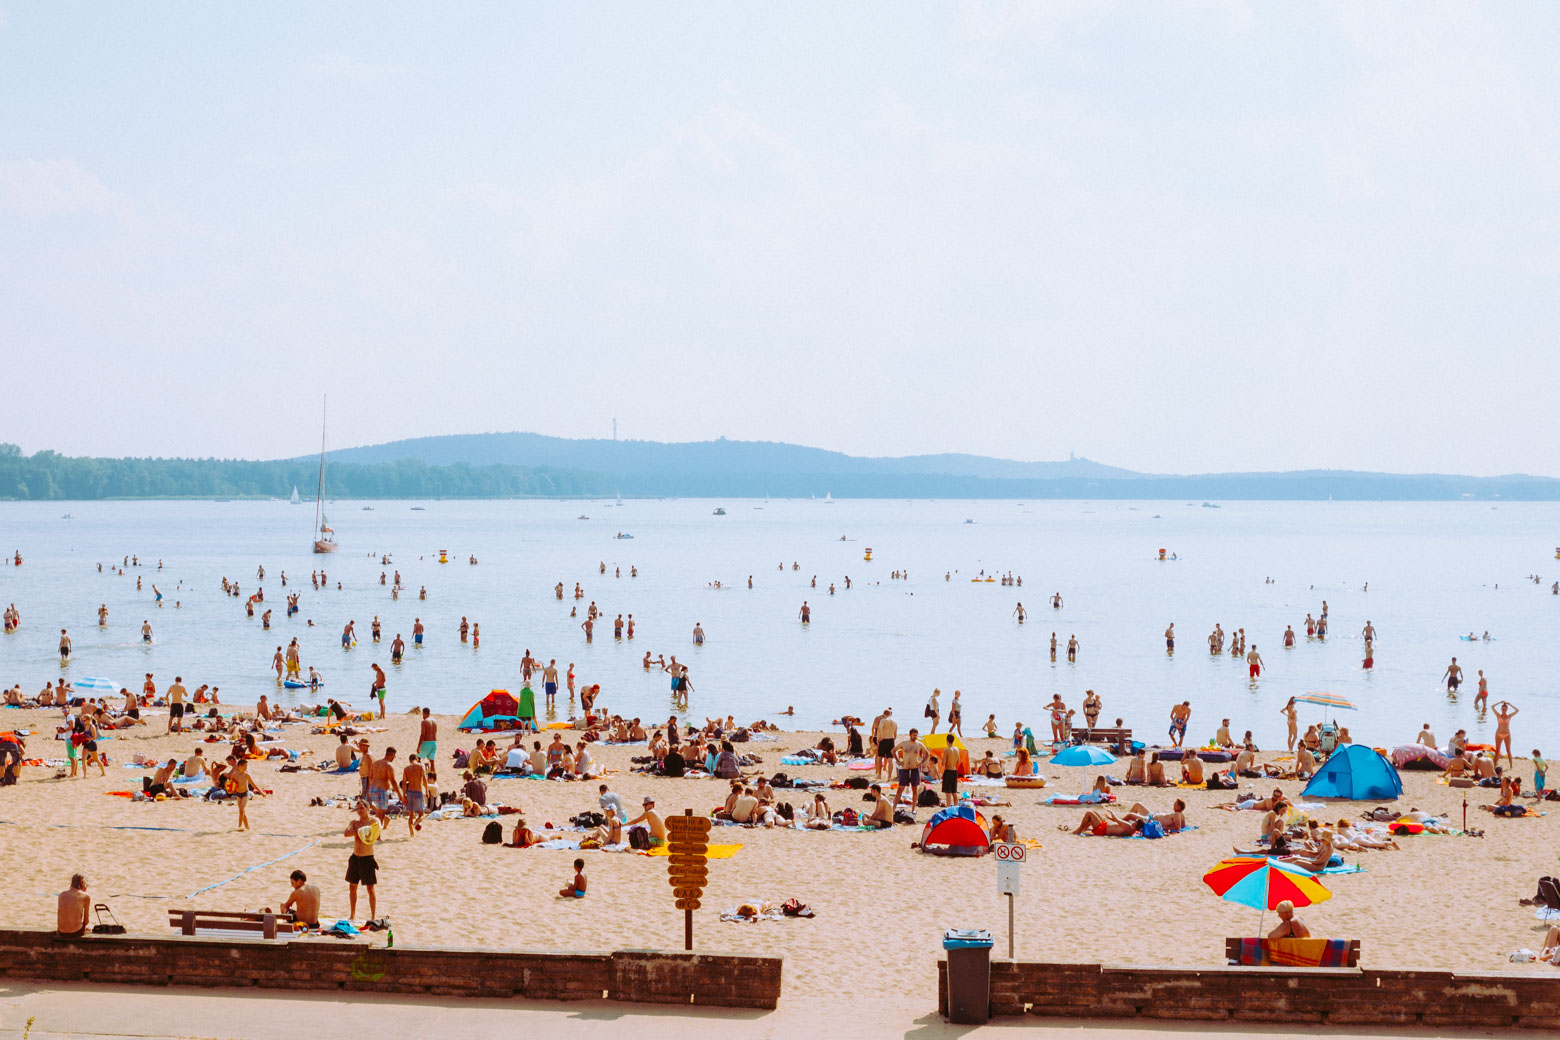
[481,821,503,845]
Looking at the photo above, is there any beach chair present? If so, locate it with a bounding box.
[1225,937,1360,967]
[167,909,296,940]
[1318,723,1340,757]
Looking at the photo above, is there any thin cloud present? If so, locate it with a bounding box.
[0,159,126,219]
[302,51,406,84]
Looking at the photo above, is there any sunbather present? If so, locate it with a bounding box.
[1072,809,1142,836]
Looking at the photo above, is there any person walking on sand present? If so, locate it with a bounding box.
[1246,645,1265,679]
[400,754,428,836]
[948,690,964,737]
[166,676,186,734]
[417,708,438,774]
[227,756,266,832]
[344,801,381,925]
[370,663,387,718]
[1493,701,1519,767]
[871,708,897,780]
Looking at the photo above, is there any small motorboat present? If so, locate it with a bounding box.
[713,508,727,516]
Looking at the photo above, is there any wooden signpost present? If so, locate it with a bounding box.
[666,809,712,951]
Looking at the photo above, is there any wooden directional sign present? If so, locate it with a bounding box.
[668,810,712,950]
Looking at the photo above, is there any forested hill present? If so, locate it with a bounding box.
[0,444,601,500]
[2,437,1559,500]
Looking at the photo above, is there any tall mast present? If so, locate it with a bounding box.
[315,396,327,536]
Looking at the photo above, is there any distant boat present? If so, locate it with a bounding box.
[824,492,833,503]
[964,519,975,524]
[410,506,425,511]
[713,507,727,516]
[312,398,337,554]
[290,487,301,505]
[616,490,623,506]
[361,506,374,511]
[616,532,634,540]
[61,513,72,520]
[1201,502,1221,509]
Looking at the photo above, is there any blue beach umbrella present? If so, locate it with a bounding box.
[72,677,121,695]
[1050,745,1117,768]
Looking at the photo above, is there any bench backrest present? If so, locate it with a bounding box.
[168,910,289,940]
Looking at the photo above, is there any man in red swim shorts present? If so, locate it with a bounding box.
[1246,645,1264,678]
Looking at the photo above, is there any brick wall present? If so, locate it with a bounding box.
[938,959,1560,1029]
[0,930,781,1010]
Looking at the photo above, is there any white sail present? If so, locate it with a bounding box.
[290,486,300,505]
[312,398,337,553]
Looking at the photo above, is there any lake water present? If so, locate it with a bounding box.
[2,498,1558,752]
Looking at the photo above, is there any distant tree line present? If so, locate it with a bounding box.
[0,444,608,500]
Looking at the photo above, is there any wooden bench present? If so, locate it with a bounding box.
[1070,727,1132,751]
[167,910,297,940]
[1226,937,1360,967]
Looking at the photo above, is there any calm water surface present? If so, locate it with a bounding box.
[2,498,1557,751]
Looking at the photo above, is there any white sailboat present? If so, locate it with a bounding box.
[312,399,337,554]
[290,486,301,505]
[616,489,623,506]
[824,492,833,504]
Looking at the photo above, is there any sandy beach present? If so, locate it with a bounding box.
[2,703,1557,1007]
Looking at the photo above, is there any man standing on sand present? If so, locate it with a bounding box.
[893,728,927,806]
[1169,701,1191,748]
[344,801,381,925]
[417,708,438,774]
[871,708,897,780]
[543,660,559,707]
[1443,657,1463,693]
[365,747,397,828]
[1247,644,1265,679]
[1165,623,1175,652]
[400,754,428,836]
[166,676,187,734]
[57,874,90,937]
[370,663,387,718]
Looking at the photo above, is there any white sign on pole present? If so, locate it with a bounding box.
[994,842,1023,896]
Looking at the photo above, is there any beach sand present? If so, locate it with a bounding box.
[2,706,1556,1008]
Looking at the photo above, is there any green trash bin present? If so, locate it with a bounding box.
[943,928,993,1024]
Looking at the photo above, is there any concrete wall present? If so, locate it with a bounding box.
[0,930,781,1010]
[939,959,1560,1029]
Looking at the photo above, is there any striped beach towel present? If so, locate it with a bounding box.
[1235,938,1353,967]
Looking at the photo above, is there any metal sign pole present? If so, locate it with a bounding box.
[684,809,694,951]
[1007,892,1015,960]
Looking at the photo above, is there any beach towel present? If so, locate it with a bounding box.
[642,842,743,858]
[1044,793,1115,805]
[1319,863,1366,875]
[1233,937,1354,968]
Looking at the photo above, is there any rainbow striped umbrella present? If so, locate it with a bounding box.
[1296,693,1355,710]
[1203,857,1331,929]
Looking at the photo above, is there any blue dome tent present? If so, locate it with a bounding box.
[1303,744,1403,801]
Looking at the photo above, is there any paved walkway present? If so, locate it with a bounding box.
[0,982,1481,1039]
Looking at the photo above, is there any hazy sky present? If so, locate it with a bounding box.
[3,4,1558,475]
